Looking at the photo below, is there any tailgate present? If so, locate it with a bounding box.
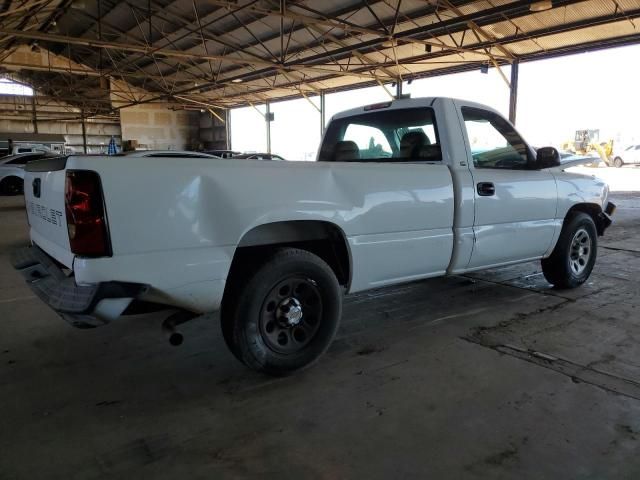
[24,157,74,267]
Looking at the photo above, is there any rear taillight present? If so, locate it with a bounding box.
[65,170,111,257]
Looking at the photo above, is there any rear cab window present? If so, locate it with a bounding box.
[319,107,442,163]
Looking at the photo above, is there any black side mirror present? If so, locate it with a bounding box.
[536,146,561,169]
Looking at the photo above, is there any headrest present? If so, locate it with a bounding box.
[399,131,430,158]
[333,140,360,162]
[417,144,442,161]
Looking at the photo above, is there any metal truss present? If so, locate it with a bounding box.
[0,0,638,119]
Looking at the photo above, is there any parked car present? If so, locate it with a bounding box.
[611,145,640,168]
[12,97,615,376]
[0,152,62,195]
[233,152,285,161]
[203,149,239,158]
[0,144,53,158]
[124,150,220,158]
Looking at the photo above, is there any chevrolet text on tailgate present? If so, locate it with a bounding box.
[11,98,615,376]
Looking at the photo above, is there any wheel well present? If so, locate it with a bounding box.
[0,176,23,193]
[228,220,351,288]
[0,175,22,185]
[566,203,606,235]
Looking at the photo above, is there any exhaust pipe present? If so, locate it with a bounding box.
[162,311,197,346]
[163,323,184,346]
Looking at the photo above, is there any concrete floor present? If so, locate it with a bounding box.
[1,191,640,479]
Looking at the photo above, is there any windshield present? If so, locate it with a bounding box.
[318,107,441,163]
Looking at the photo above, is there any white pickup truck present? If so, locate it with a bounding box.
[12,97,615,376]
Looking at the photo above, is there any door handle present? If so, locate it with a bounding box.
[477,182,495,196]
[32,178,41,198]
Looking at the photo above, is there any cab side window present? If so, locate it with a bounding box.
[461,107,534,170]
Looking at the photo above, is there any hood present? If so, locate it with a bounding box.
[549,154,602,171]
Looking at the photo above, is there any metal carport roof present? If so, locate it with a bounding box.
[0,0,637,115]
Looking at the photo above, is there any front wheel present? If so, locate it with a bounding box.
[541,212,597,289]
[221,248,342,376]
[613,157,624,168]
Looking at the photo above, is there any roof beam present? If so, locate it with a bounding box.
[181,0,572,98]
[210,4,640,105]
[0,60,190,84]
[178,0,564,92]
[0,27,287,68]
[207,0,387,37]
[118,1,476,74]
[0,28,395,83]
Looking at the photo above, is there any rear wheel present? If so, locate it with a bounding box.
[0,177,23,195]
[541,212,597,289]
[221,248,342,376]
[613,157,624,168]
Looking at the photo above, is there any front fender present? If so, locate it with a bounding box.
[553,171,609,219]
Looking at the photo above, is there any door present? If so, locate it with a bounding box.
[459,106,558,269]
[632,145,640,164]
[318,105,454,290]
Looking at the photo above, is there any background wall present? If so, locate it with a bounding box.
[118,103,199,151]
[110,79,200,151]
[0,93,121,154]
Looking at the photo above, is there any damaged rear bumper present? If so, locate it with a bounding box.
[11,245,148,328]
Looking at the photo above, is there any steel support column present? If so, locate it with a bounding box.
[320,91,326,136]
[509,59,519,124]
[266,101,271,153]
[31,95,38,134]
[396,79,403,99]
[226,109,231,150]
[81,110,87,154]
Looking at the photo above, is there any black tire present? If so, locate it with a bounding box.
[0,177,23,196]
[221,248,342,376]
[541,212,597,289]
[613,157,623,168]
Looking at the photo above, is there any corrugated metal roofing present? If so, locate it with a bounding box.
[0,0,638,112]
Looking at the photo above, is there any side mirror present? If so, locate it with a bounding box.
[536,146,561,169]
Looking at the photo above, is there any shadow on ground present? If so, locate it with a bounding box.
[1,193,640,479]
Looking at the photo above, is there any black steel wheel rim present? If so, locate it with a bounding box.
[258,276,323,354]
[7,179,21,194]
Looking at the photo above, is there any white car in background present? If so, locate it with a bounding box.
[0,144,53,156]
[612,145,640,168]
[0,152,60,195]
[232,152,286,161]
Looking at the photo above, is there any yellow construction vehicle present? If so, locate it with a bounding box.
[561,129,613,167]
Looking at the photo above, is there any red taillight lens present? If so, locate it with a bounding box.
[65,170,111,257]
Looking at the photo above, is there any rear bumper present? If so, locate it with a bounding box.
[11,245,148,328]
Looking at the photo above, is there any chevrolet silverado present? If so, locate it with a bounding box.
[11,97,615,375]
